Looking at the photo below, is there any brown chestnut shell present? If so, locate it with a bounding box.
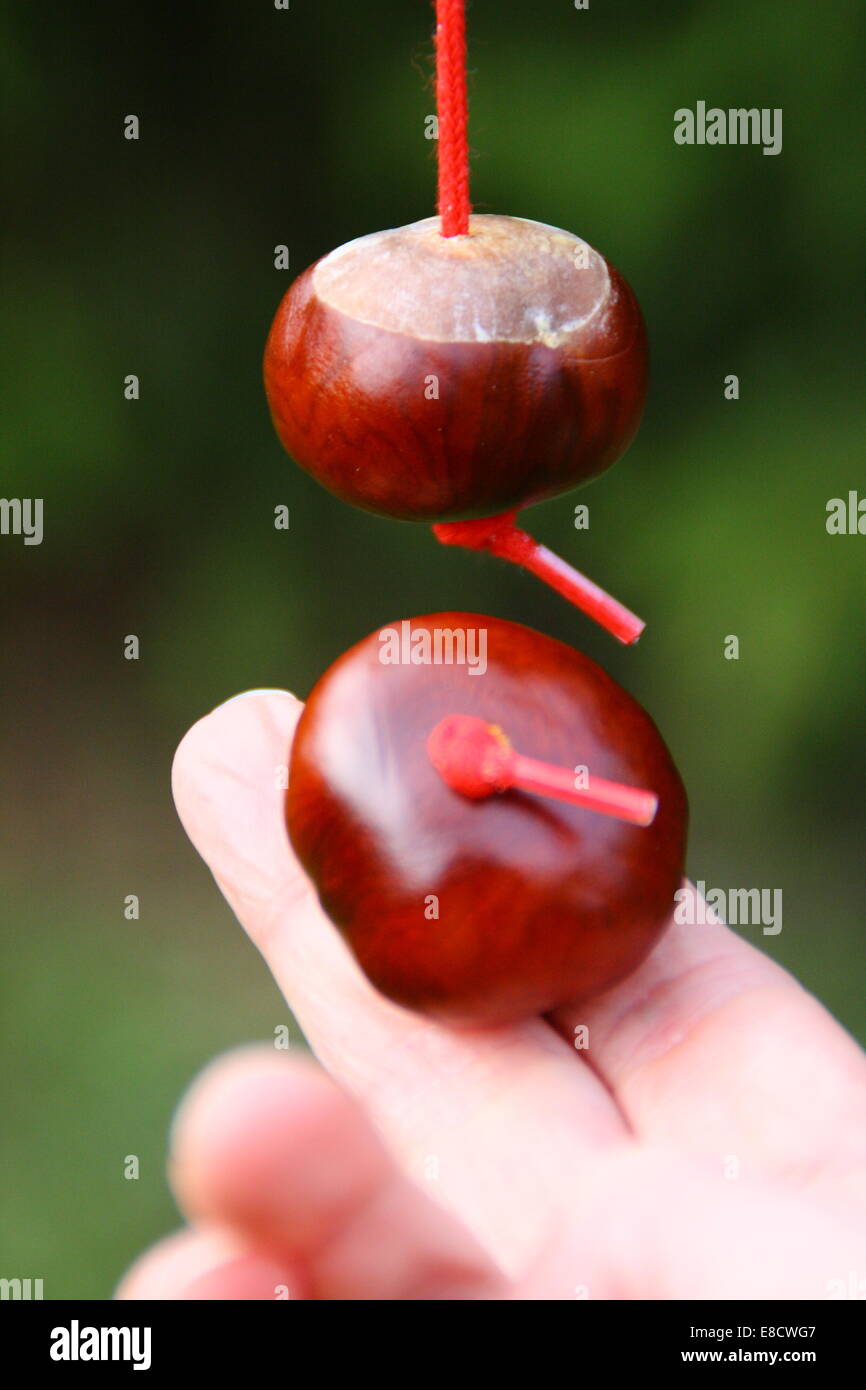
[264,216,648,521]
[286,613,687,1026]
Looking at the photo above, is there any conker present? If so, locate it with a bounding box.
[286,613,687,1027]
[264,214,647,523]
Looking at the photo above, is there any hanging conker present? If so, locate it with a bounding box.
[264,214,647,523]
[286,612,687,1027]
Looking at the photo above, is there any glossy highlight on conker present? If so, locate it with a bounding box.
[286,614,687,1028]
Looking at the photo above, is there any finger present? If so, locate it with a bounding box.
[169,1047,504,1300]
[551,882,866,1187]
[172,690,628,1275]
[514,1147,866,1300]
[115,1228,295,1301]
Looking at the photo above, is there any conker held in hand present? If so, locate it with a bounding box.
[286,613,688,1028]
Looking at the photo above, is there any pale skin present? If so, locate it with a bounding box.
[118,691,866,1300]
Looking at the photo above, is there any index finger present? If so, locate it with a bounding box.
[171,689,629,1274]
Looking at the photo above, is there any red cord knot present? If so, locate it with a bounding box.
[427,713,659,826]
[427,714,513,799]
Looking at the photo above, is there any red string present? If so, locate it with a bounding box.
[435,0,471,236]
[427,714,659,825]
[433,513,645,645]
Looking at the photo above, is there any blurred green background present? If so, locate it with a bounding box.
[1,0,863,1298]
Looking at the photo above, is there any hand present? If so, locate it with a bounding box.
[118,691,866,1300]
